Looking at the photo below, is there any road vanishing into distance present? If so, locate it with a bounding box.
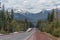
[0,28,57,40]
[0,28,35,40]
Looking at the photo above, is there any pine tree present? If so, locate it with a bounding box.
[1,4,5,31]
[11,9,14,20]
[47,9,54,23]
[9,9,14,32]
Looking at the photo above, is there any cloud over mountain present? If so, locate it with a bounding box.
[1,0,60,13]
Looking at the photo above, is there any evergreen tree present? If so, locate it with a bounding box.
[1,4,5,31]
[11,9,14,20]
[48,9,54,23]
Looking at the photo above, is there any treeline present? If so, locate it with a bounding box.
[37,9,60,37]
[0,5,31,34]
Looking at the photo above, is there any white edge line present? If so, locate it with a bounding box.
[24,31,34,40]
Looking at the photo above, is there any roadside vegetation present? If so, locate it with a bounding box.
[0,5,30,34]
[0,4,60,38]
[37,9,60,37]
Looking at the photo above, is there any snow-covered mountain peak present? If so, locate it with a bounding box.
[14,9,27,14]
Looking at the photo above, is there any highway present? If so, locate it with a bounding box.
[0,28,35,40]
[0,28,57,40]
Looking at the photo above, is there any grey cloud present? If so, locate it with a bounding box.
[2,0,60,13]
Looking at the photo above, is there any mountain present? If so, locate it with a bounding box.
[13,10,50,23]
[13,13,32,21]
[23,10,49,22]
[14,13,26,21]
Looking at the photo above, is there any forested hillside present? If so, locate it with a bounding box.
[0,5,32,34]
[36,9,60,37]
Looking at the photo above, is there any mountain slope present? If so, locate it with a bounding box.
[13,10,50,22]
[14,13,26,21]
[23,10,49,22]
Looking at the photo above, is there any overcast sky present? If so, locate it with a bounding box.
[1,0,60,13]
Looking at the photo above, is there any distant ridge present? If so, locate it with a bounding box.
[13,8,60,22]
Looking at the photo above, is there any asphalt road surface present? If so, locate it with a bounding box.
[0,28,57,40]
[28,28,57,40]
[0,28,35,40]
